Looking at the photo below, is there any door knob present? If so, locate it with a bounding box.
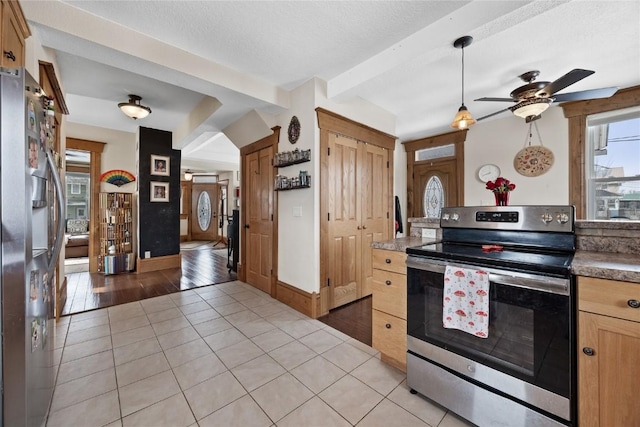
[628,299,640,308]
[357,226,361,230]
[3,50,15,62]
[582,347,595,356]
[362,225,367,229]
[385,323,391,329]
[385,280,392,286]
[244,224,250,229]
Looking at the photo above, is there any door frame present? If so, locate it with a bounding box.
[239,127,279,296]
[66,138,105,273]
[403,129,467,219]
[316,108,396,316]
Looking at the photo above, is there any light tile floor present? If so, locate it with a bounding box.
[48,280,474,427]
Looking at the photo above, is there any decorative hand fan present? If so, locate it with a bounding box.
[100,169,136,187]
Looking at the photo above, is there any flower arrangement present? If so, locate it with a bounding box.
[485,177,515,206]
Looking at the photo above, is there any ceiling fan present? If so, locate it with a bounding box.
[475,69,618,123]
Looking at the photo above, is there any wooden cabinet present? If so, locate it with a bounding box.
[98,192,134,274]
[578,276,640,426]
[372,248,407,371]
[1,0,29,68]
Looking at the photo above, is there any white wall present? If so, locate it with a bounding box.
[464,107,569,207]
[66,123,137,194]
[275,79,317,293]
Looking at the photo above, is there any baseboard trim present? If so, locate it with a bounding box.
[275,280,319,319]
[136,253,182,273]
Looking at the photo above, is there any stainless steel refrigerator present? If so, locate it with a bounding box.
[1,67,65,426]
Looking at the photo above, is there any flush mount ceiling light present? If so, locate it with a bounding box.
[509,98,552,122]
[118,94,151,120]
[184,170,193,181]
[450,35,476,130]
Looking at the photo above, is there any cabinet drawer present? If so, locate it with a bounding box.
[372,249,406,274]
[579,276,640,322]
[372,269,406,319]
[372,309,407,371]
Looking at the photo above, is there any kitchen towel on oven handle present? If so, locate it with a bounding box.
[443,265,490,338]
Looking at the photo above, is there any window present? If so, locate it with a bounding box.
[563,86,640,219]
[70,183,81,194]
[586,107,640,220]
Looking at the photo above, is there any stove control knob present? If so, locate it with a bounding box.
[442,213,450,221]
[557,213,570,224]
[451,213,460,221]
[541,212,553,224]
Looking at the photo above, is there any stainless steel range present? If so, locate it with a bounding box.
[406,206,576,427]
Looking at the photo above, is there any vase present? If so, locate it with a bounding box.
[494,191,509,206]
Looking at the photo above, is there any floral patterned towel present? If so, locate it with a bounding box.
[443,265,490,338]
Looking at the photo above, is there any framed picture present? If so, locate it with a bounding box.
[150,181,169,202]
[151,154,170,176]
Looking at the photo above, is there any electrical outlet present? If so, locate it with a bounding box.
[422,229,436,239]
[145,251,151,258]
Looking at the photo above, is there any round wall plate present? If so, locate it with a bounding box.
[478,164,501,182]
[514,146,554,177]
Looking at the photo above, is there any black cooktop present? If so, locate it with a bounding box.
[407,242,574,277]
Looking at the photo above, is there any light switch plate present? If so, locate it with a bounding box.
[145,251,151,258]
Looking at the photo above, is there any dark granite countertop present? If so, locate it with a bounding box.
[372,237,640,284]
[371,236,436,252]
[572,251,640,284]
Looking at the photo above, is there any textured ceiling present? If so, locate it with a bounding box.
[22,1,640,172]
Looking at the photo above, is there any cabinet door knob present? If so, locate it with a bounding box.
[357,226,362,230]
[4,50,16,62]
[385,258,391,264]
[362,225,367,230]
[628,299,640,309]
[385,280,392,286]
[385,323,391,329]
[582,347,595,356]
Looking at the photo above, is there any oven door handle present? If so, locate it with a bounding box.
[406,257,570,296]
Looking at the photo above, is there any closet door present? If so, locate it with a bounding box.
[327,133,361,308]
[360,143,390,296]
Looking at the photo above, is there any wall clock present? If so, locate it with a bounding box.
[288,116,301,144]
[478,164,501,182]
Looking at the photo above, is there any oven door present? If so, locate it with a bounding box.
[406,255,575,421]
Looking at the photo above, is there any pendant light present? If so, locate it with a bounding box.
[118,94,152,120]
[450,36,476,130]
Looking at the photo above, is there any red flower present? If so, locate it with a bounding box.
[486,177,516,193]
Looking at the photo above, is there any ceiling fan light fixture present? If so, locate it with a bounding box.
[184,169,193,181]
[450,35,475,130]
[118,94,151,120]
[450,104,477,130]
[510,98,552,119]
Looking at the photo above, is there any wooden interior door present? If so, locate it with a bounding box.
[327,134,362,308]
[413,158,458,217]
[191,183,219,241]
[361,143,390,296]
[245,147,273,293]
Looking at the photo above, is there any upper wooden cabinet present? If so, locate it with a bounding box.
[1,0,30,68]
[577,276,640,426]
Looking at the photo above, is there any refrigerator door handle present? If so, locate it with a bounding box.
[46,150,66,278]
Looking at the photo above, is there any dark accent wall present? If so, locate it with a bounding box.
[138,127,180,258]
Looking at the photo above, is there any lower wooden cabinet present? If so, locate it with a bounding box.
[578,276,640,426]
[371,248,407,371]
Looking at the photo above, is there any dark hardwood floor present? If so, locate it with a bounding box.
[318,296,372,346]
[62,245,236,316]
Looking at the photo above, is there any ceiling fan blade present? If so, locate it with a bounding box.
[536,69,594,97]
[477,107,511,121]
[553,87,619,102]
[474,97,514,102]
